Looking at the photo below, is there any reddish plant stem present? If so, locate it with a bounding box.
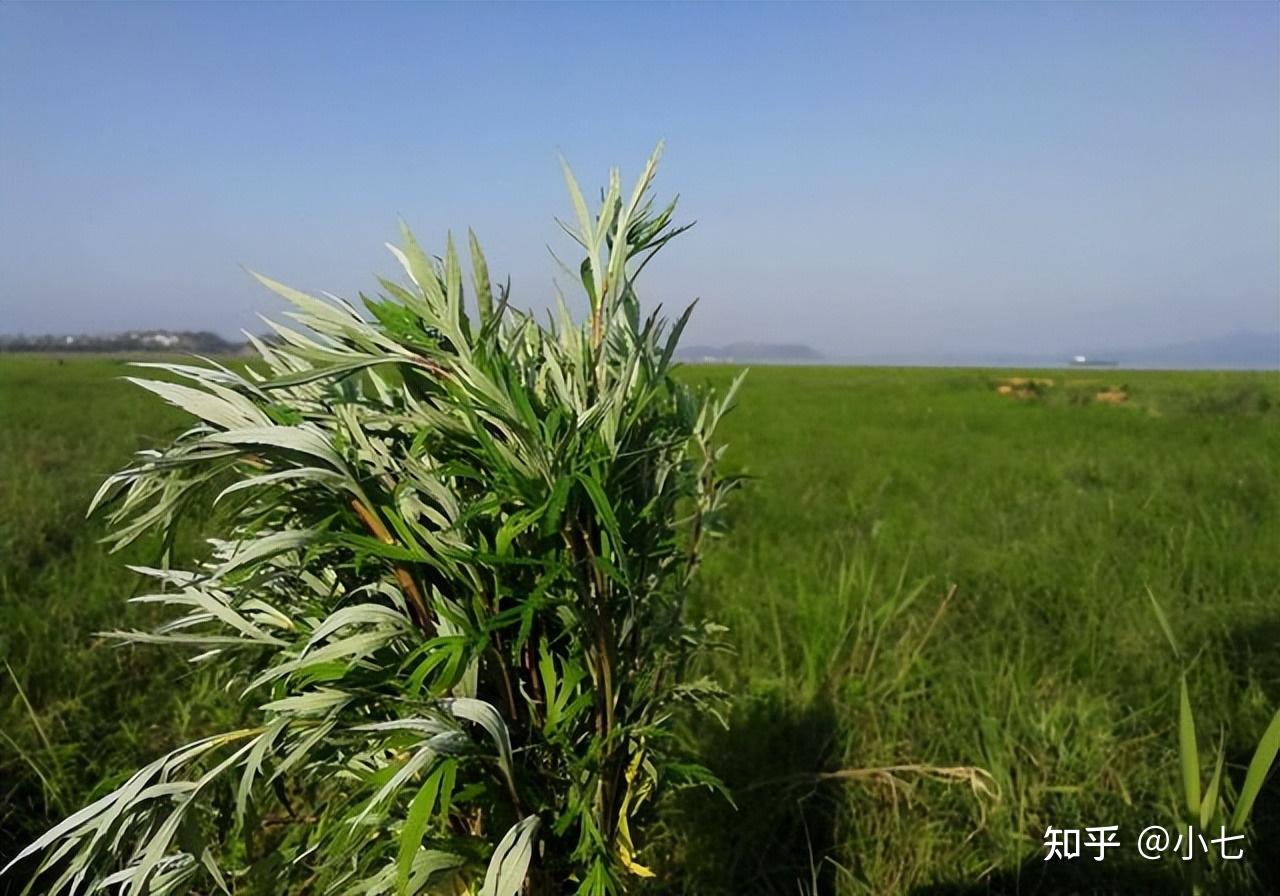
[349,498,435,637]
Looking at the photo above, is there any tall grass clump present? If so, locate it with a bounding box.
[1150,591,1280,894]
[3,146,741,895]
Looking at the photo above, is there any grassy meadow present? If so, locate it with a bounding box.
[2,354,1278,893]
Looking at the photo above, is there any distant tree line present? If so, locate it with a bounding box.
[0,330,247,354]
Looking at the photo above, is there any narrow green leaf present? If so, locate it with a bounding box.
[1179,675,1201,821]
[657,300,697,374]
[259,356,409,389]
[1230,706,1280,832]
[469,229,494,323]
[397,759,453,896]
[393,224,446,313]
[1146,586,1181,658]
[444,232,464,332]
[541,477,572,536]
[573,472,622,548]
[1201,735,1225,829]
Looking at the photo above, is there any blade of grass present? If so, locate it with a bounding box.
[1229,707,1280,832]
[1179,675,1201,822]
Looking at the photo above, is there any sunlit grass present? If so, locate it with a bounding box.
[673,364,1280,894]
[3,359,1278,893]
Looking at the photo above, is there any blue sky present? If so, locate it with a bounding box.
[1,1,1276,358]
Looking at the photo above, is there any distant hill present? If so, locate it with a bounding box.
[677,342,822,364]
[831,331,1279,370]
[0,330,245,354]
[1084,330,1279,370]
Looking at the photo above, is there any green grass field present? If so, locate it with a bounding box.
[2,355,1278,893]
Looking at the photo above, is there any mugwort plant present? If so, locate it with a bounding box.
[5,146,742,895]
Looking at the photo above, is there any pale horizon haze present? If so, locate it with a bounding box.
[1,1,1277,361]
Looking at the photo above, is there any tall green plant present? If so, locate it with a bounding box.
[3,146,742,895]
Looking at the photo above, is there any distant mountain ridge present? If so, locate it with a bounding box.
[677,342,822,363]
[824,330,1279,370]
[1084,330,1278,370]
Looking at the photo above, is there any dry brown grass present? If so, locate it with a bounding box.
[994,377,1054,399]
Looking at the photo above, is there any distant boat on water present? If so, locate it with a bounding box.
[1068,355,1118,367]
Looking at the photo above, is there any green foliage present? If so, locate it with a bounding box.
[3,147,741,894]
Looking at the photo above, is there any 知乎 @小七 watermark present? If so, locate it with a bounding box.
[1043,825,1244,862]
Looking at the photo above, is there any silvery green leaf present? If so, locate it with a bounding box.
[479,815,541,896]
[441,698,514,786]
[211,529,317,579]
